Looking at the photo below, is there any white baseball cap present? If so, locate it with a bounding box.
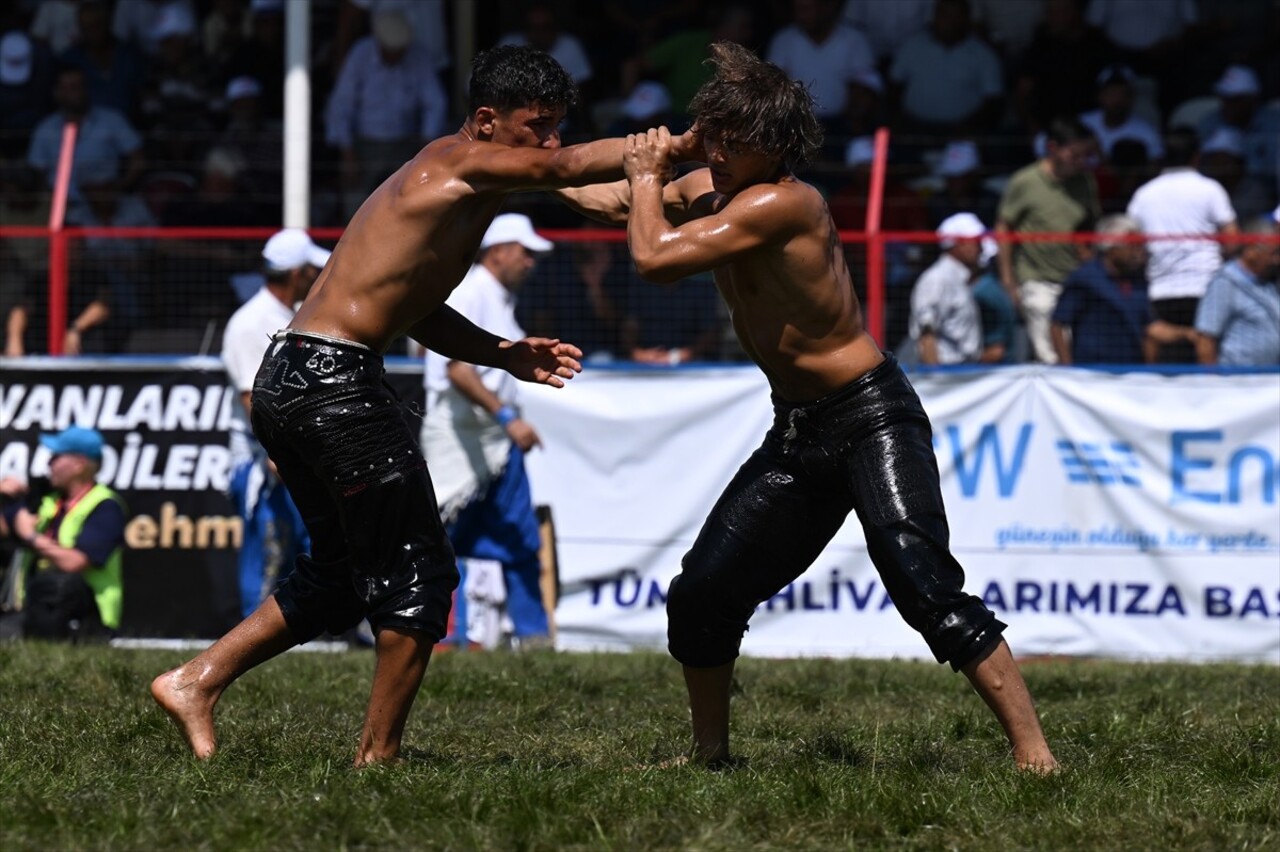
[0,31,33,87]
[1214,65,1261,98]
[480,214,553,254]
[621,82,672,121]
[937,212,987,249]
[263,229,332,272]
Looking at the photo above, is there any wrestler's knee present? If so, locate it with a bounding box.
[363,552,459,644]
[665,570,748,668]
[274,554,365,643]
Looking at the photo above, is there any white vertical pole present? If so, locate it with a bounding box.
[284,0,311,228]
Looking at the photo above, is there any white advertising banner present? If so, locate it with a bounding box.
[521,366,1280,664]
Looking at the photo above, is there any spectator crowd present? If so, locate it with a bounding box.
[0,0,1276,365]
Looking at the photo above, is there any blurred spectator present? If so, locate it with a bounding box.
[926,139,999,228]
[1079,65,1164,163]
[889,0,1004,143]
[1126,128,1237,363]
[0,166,49,357]
[27,65,145,204]
[829,136,931,350]
[60,0,148,120]
[842,68,886,142]
[1199,127,1275,224]
[621,5,754,123]
[326,7,448,221]
[908,212,986,365]
[970,0,1046,67]
[154,147,262,329]
[1015,0,1113,136]
[840,0,931,65]
[139,3,220,175]
[1093,137,1154,214]
[335,0,450,76]
[972,236,1019,363]
[61,179,156,354]
[767,0,875,129]
[995,115,1102,364]
[422,214,555,650]
[225,0,285,117]
[499,3,592,86]
[518,226,625,362]
[1194,216,1280,366]
[1085,0,1199,116]
[112,0,197,56]
[0,30,54,160]
[223,230,327,618]
[622,269,721,365]
[29,0,80,54]
[0,426,126,641]
[605,81,673,137]
[1050,213,1194,364]
[202,0,252,78]
[1196,66,1280,203]
[216,76,283,223]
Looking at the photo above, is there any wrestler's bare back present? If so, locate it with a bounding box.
[677,170,884,402]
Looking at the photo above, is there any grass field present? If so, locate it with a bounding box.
[0,643,1276,851]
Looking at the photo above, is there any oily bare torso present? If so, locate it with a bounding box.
[711,181,884,403]
[290,134,506,353]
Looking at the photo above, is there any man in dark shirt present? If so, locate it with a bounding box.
[1051,214,1194,364]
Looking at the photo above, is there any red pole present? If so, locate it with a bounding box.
[47,121,78,356]
[864,127,890,346]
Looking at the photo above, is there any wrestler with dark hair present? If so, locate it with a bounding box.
[151,44,698,767]
[560,42,1057,772]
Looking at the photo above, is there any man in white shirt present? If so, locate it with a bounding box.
[767,0,874,121]
[909,213,987,365]
[1126,128,1238,362]
[422,214,555,650]
[222,229,330,619]
[498,3,593,85]
[1079,66,1163,163]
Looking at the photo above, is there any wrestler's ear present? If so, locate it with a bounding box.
[474,106,498,138]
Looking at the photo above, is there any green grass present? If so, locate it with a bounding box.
[0,644,1276,851]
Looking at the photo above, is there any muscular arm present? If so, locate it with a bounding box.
[458,137,630,193]
[556,169,717,226]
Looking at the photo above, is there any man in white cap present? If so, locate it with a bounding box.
[909,212,987,365]
[1197,65,1280,193]
[421,214,555,650]
[221,230,330,620]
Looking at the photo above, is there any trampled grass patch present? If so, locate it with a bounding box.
[0,643,1276,850]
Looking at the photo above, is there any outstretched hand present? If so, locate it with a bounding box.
[501,337,583,387]
[624,127,674,183]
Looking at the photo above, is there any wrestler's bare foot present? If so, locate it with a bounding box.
[1015,749,1060,775]
[150,666,220,760]
[353,748,405,769]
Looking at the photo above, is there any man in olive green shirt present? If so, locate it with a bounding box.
[996,116,1102,363]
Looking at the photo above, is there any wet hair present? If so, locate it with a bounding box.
[467,44,577,113]
[688,42,823,169]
